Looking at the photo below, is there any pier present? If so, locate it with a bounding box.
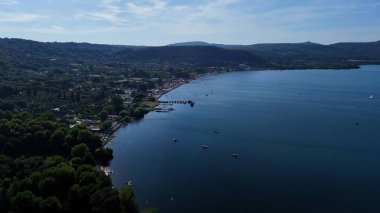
[159,100,195,107]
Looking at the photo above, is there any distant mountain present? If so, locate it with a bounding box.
[225,42,352,63]
[1,38,379,71]
[0,38,265,69]
[330,41,380,60]
[168,40,380,64]
[168,41,214,46]
[115,46,264,67]
[221,41,380,67]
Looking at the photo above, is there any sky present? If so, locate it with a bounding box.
[0,0,379,45]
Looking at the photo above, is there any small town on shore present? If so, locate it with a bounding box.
[65,65,252,143]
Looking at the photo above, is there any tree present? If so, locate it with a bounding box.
[10,191,42,213]
[78,171,97,186]
[71,143,90,159]
[100,120,112,131]
[99,110,109,122]
[50,130,66,152]
[111,96,123,113]
[0,186,10,213]
[65,134,76,147]
[76,130,102,152]
[119,110,128,117]
[19,178,33,192]
[38,177,58,197]
[0,155,11,178]
[83,152,96,165]
[40,196,62,213]
[51,163,76,197]
[131,107,146,119]
[67,184,92,213]
[95,148,113,165]
[90,187,122,213]
[77,130,93,145]
[1,142,15,156]
[120,186,138,213]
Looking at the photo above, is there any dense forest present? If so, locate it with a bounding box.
[0,110,141,213]
[1,38,380,212]
[0,38,264,69]
[171,40,380,69]
[2,38,380,71]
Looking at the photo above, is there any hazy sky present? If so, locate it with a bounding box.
[0,0,379,45]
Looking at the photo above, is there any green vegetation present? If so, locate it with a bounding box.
[0,110,140,213]
[0,38,379,213]
[172,40,380,69]
[1,38,379,120]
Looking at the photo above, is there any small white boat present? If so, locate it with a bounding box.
[101,166,113,176]
[369,95,374,100]
[232,153,239,158]
[172,138,177,142]
[127,181,133,186]
[201,145,209,149]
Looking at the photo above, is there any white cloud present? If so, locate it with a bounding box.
[0,25,123,35]
[80,0,128,25]
[86,11,126,24]
[76,0,241,27]
[3,0,377,45]
[126,0,167,17]
[0,12,45,22]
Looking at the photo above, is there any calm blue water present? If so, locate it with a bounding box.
[108,65,380,213]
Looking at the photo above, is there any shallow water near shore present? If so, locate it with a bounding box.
[108,65,380,213]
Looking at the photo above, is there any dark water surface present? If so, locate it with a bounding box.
[108,65,380,213]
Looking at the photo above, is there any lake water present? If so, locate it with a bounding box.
[108,65,380,213]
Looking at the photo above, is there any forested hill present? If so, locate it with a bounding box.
[171,40,380,68]
[114,46,264,67]
[1,38,380,70]
[230,42,351,61]
[330,41,380,61]
[0,38,264,68]
[227,41,380,62]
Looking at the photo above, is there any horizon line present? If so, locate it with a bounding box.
[1,37,379,47]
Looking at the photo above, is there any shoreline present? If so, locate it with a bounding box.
[102,64,372,145]
[102,72,215,145]
[104,64,380,212]
[153,63,369,101]
[155,72,213,100]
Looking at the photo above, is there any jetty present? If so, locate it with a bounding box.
[155,107,174,112]
[159,100,195,107]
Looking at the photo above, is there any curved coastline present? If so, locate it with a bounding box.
[105,64,369,144]
[106,65,380,213]
[104,71,219,143]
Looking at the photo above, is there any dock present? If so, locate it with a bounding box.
[159,100,195,107]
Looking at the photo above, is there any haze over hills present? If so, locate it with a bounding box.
[168,41,215,47]
[1,38,380,71]
[0,38,264,69]
[170,40,380,63]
